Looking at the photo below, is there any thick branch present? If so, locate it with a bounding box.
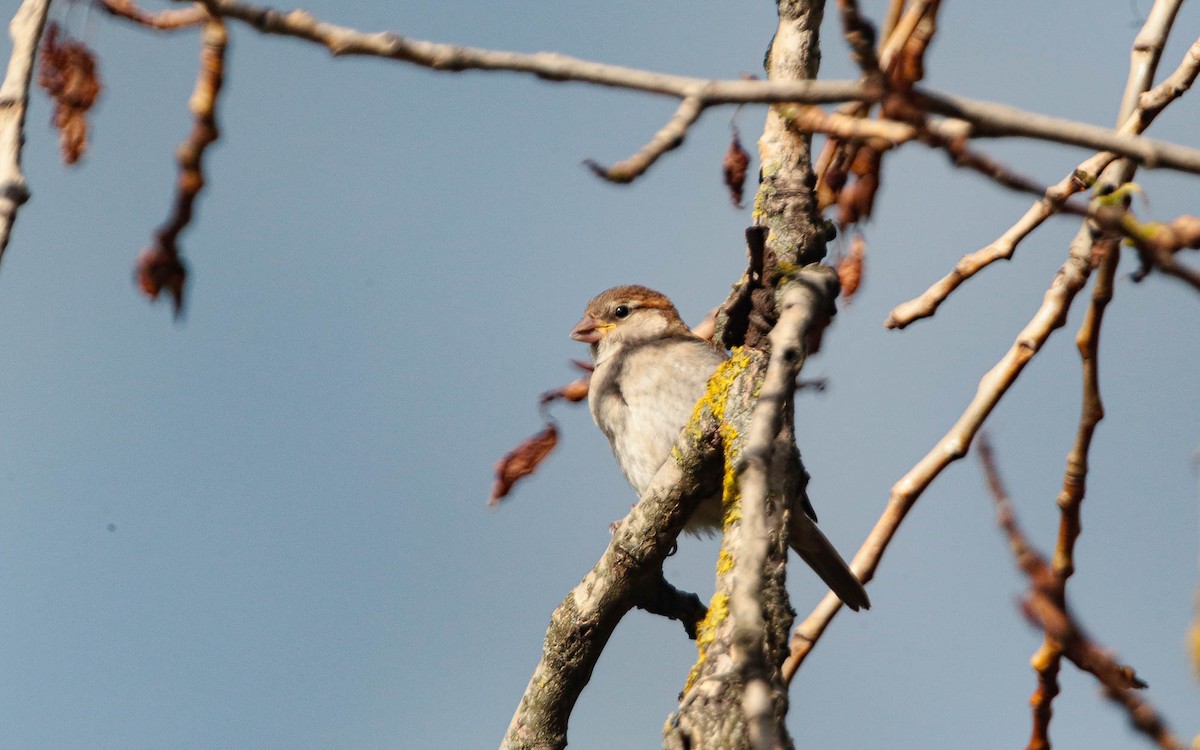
[0,0,52,262]
[501,399,725,750]
[730,269,840,748]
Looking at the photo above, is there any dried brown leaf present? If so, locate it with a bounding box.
[722,129,751,208]
[836,147,882,227]
[489,423,559,505]
[838,233,866,301]
[37,23,102,165]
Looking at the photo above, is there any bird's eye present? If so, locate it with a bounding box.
[614,305,630,319]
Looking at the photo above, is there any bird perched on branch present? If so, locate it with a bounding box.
[571,284,869,611]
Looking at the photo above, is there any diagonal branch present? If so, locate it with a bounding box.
[886,29,1200,329]
[501,384,727,750]
[1026,240,1118,750]
[784,224,1103,679]
[583,96,702,183]
[977,435,1185,750]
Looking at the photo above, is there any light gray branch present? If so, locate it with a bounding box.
[0,0,52,261]
[190,0,1200,177]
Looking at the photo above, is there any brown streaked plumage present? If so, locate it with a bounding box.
[572,284,870,611]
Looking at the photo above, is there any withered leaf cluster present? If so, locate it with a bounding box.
[37,23,101,165]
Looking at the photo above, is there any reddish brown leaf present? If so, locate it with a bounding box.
[838,233,866,302]
[722,129,751,208]
[37,23,101,165]
[489,423,559,505]
[836,147,882,228]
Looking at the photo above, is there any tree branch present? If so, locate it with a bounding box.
[730,268,840,749]
[182,0,1200,181]
[99,0,208,31]
[0,0,52,262]
[1025,240,1118,750]
[886,29,1200,329]
[977,435,1185,750]
[500,383,727,750]
[135,15,228,316]
[784,224,1102,677]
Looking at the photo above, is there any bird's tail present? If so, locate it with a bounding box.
[788,513,870,612]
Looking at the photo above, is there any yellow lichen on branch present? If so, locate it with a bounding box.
[684,591,729,694]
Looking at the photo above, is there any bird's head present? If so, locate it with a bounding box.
[570,285,690,360]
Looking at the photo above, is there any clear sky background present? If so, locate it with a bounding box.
[0,1,1197,748]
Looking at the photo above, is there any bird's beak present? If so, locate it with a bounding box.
[570,315,612,343]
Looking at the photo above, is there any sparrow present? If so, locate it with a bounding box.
[571,284,870,611]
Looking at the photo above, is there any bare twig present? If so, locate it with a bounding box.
[135,16,227,315]
[1119,0,1184,120]
[583,96,702,183]
[1026,240,1118,750]
[196,0,865,103]
[877,0,935,72]
[783,225,1101,679]
[98,0,208,31]
[978,436,1185,750]
[179,0,1200,181]
[913,86,1200,174]
[886,31,1200,329]
[0,0,52,262]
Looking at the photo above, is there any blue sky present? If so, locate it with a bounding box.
[0,1,1197,748]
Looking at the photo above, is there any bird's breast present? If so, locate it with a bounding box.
[589,338,727,495]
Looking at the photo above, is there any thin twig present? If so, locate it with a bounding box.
[977,435,1185,750]
[0,0,52,262]
[877,0,935,72]
[583,96,702,183]
[181,0,1200,181]
[783,225,1101,680]
[98,0,207,31]
[886,33,1200,329]
[1026,240,1118,750]
[134,15,227,315]
[914,86,1200,174]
